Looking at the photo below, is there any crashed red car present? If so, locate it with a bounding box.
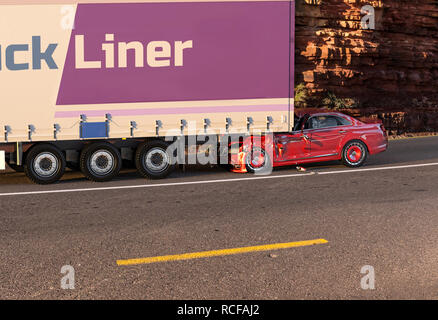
[230,112,388,173]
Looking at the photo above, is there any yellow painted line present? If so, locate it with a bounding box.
[116,239,328,266]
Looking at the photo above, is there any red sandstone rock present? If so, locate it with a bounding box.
[295,0,438,111]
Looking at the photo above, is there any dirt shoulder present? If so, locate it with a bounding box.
[389,132,438,140]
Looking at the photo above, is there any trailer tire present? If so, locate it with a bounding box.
[24,144,66,184]
[135,140,175,179]
[80,142,122,182]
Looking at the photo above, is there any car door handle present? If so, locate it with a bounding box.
[339,130,347,134]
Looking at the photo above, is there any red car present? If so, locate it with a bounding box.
[230,112,388,173]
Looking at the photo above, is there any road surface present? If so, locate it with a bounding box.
[0,136,437,299]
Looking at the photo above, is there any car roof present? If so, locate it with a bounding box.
[295,110,351,118]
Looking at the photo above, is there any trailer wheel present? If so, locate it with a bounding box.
[80,142,122,182]
[24,144,66,184]
[135,140,175,179]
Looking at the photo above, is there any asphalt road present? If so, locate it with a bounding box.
[0,136,438,299]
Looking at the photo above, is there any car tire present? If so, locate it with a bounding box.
[80,142,122,182]
[135,140,175,179]
[24,144,66,184]
[245,146,272,174]
[342,140,368,167]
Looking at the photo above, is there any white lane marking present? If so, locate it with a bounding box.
[0,173,311,197]
[0,162,437,197]
[318,162,438,175]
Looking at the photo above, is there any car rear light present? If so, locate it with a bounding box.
[380,124,388,140]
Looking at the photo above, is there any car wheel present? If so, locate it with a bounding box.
[245,146,272,174]
[24,144,66,184]
[342,140,368,167]
[135,140,175,179]
[80,142,122,182]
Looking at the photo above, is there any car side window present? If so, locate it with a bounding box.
[336,116,352,126]
[305,115,351,129]
[305,117,320,129]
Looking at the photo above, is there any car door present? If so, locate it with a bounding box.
[274,131,311,162]
[305,115,348,157]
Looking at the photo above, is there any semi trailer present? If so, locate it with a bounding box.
[0,0,295,184]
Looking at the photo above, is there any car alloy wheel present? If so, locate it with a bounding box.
[245,147,272,174]
[342,141,367,167]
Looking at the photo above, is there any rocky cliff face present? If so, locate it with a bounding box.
[295,0,438,133]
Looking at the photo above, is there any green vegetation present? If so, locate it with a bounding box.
[294,83,310,108]
[322,92,358,110]
[294,84,360,111]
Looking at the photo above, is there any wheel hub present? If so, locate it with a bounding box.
[33,152,58,177]
[246,148,267,171]
[90,150,114,175]
[347,146,362,162]
[39,158,53,171]
[151,153,164,166]
[145,148,169,173]
[250,151,265,168]
[96,155,109,169]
